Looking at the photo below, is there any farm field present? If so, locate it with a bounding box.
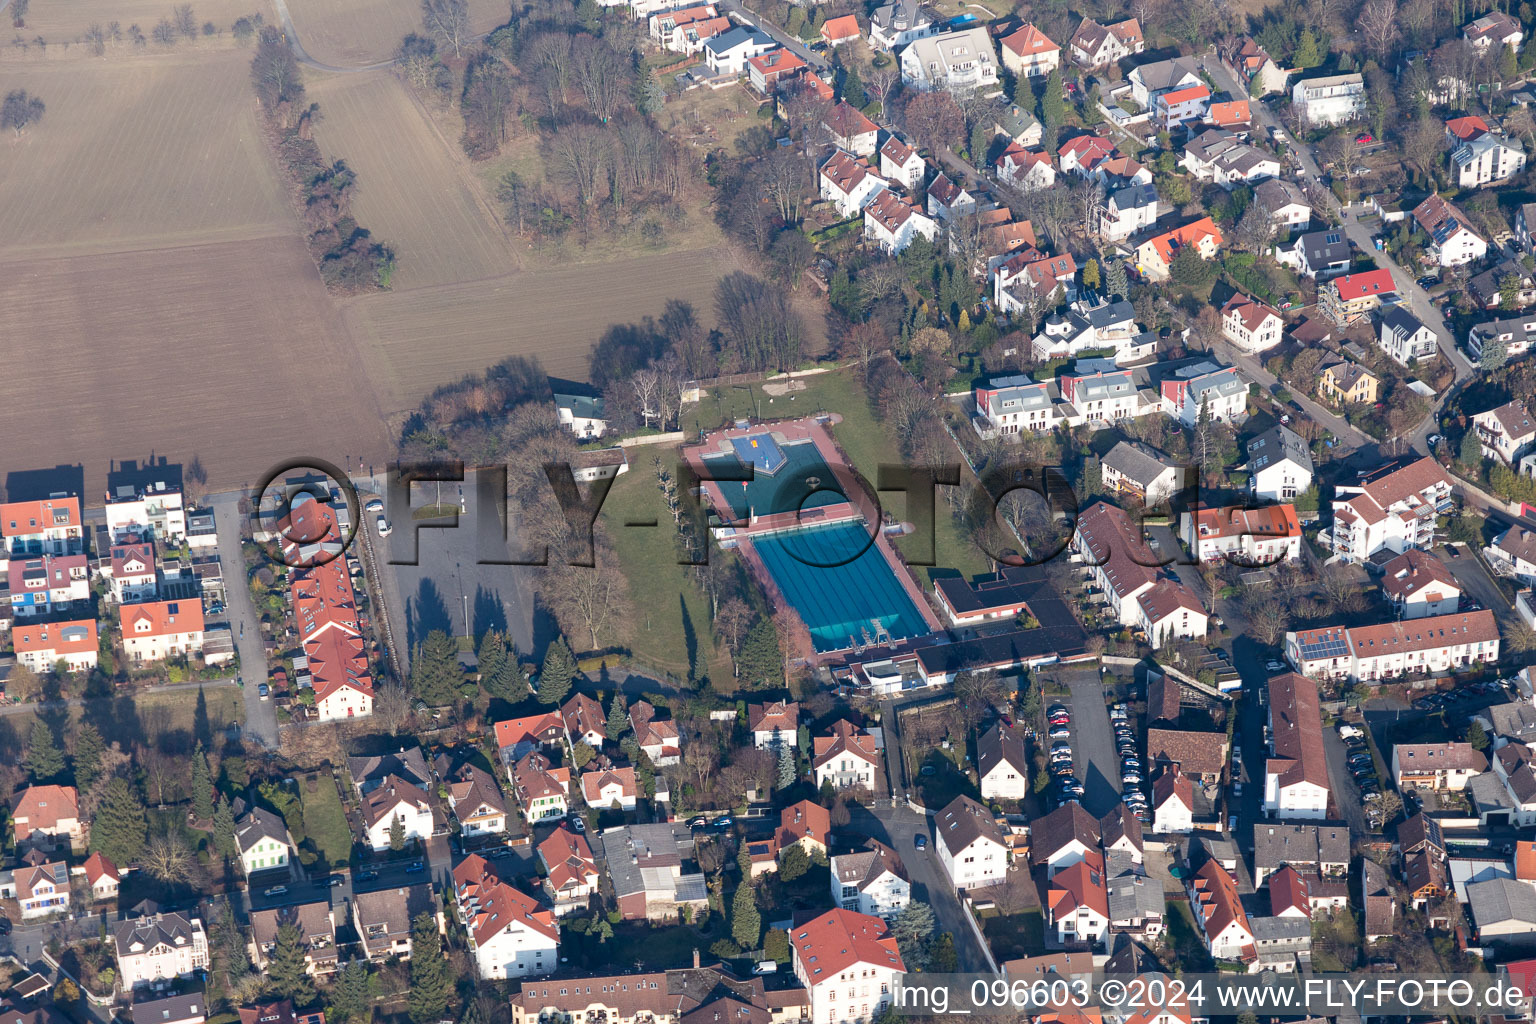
[0,235,393,495]
[341,244,748,410]
[11,0,256,49]
[308,71,518,290]
[282,0,507,66]
[0,53,292,258]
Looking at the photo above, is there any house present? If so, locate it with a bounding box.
[1,496,84,556]
[1135,218,1222,282]
[600,823,708,921]
[130,994,204,1024]
[1127,56,1202,111]
[361,775,435,850]
[1101,441,1185,507]
[1321,267,1397,325]
[1136,580,1209,650]
[511,966,808,1024]
[1058,134,1117,177]
[778,800,831,859]
[747,49,808,95]
[1470,312,1536,364]
[1495,744,1536,825]
[823,102,879,157]
[1453,131,1526,188]
[999,23,1059,78]
[977,721,1030,800]
[649,5,724,53]
[1180,130,1279,189]
[1029,803,1100,877]
[1101,803,1144,865]
[104,461,186,542]
[1159,361,1246,427]
[831,839,910,918]
[1287,610,1500,683]
[1254,178,1312,233]
[1097,183,1159,242]
[926,174,975,223]
[13,619,98,674]
[286,498,371,722]
[1448,114,1492,142]
[629,700,681,766]
[1219,294,1284,353]
[863,190,936,255]
[1227,37,1288,95]
[989,103,1044,148]
[748,700,799,749]
[1181,504,1302,565]
[8,554,88,618]
[1318,360,1379,405]
[971,375,1058,438]
[1274,228,1352,280]
[1095,153,1152,188]
[1156,84,1211,131]
[1048,860,1110,948]
[1465,10,1524,51]
[1469,259,1536,310]
[1245,425,1314,503]
[1290,73,1366,127]
[704,26,775,75]
[1330,456,1452,563]
[965,208,1039,273]
[1475,400,1536,464]
[820,14,860,46]
[113,911,209,989]
[934,795,1008,890]
[237,1001,324,1024]
[353,883,435,961]
[878,135,925,190]
[511,753,570,823]
[1061,365,1141,425]
[1268,865,1315,919]
[1489,523,1536,584]
[107,539,158,603]
[868,0,937,52]
[1362,859,1395,941]
[562,692,608,750]
[15,861,68,920]
[1206,98,1252,132]
[83,852,120,902]
[1067,16,1143,67]
[580,765,638,810]
[1469,877,1536,948]
[1152,769,1193,834]
[1072,501,1162,626]
[1381,549,1462,619]
[1393,742,1488,791]
[537,826,599,916]
[813,720,880,791]
[554,392,607,439]
[1414,194,1488,267]
[234,806,293,876]
[1264,673,1330,820]
[1106,861,1165,941]
[898,27,998,94]
[494,713,566,763]
[120,599,204,664]
[1187,860,1255,961]
[10,786,81,847]
[1031,299,1151,364]
[441,760,508,836]
[791,908,905,1024]
[1251,824,1350,885]
[1147,729,1228,785]
[452,855,559,979]
[250,902,337,975]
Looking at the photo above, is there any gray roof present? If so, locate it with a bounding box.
[1106,871,1164,923]
[1381,304,1430,339]
[1484,701,1536,743]
[1130,56,1201,92]
[1085,299,1136,329]
[112,912,200,959]
[130,995,205,1024]
[977,722,1029,780]
[599,823,695,900]
[1253,823,1350,871]
[936,794,1007,856]
[234,806,289,856]
[1254,177,1309,211]
[1108,183,1158,214]
[872,0,930,32]
[354,883,435,945]
[1250,915,1312,942]
[982,374,1053,414]
[1298,229,1351,269]
[1245,424,1313,476]
[1469,771,1517,816]
[1102,440,1175,488]
[1469,876,1536,929]
[349,748,432,792]
[704,25,773,54]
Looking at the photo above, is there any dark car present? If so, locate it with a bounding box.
[405,862,425,874]
[356,870,379,882]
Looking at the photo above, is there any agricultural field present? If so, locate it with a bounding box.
[0,54,292,258]
[282,0,507,66]
[8,0,255,50]
[307,71,519,290]
[0,236,392,494]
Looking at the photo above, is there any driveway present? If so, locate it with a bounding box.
[1057,667,1122,817]
[1320,725,1369,834]
[210,491,278,747]
[1438,542,1512,612]
[719,0,829,74]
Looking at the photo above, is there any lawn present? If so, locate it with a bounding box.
[979,906,1044,960]
[563,917,728,971]
[290,770,354,870]
[0,686,243,754]
[1164,900,1215,972]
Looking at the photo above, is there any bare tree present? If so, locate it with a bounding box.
[1359,0,1400,58]
[900,90,964,154]
[144,830,194,882]
[760,147,807,225]
[630,368,662,429]
[717,599,753,670]
[1234,201,1276,254]
[546,123,611,212]
[1401,114,1446,183]
[174,4,197,37]
[571,36,630,123]
[372,680,413,735]
[864,65,900,116]
[421,0,469,58]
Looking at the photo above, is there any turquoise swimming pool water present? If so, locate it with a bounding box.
[703,441,843,521]
[750,520,930,652]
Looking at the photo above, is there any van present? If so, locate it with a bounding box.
[1338,724,1363,740]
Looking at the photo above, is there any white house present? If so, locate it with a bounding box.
[999,22,1059,79]
[1377,306,1439,367]
[1381,549,1462,619]
[1127,57,1202,111]
[1182,131,1281,188]
[899,27,999,95]
[831,841,910,919]
[1098,183,1160,242]
[511,753,571,823]
[703,25,775,75]
[1290,74,1366,127]
[361,776,435,851]
[443,762,508,836]
[83,852,120,902]
[1392,742,1487,791]
[1101,440,1185,507]
[1,496,84,557]
[580,766,638,811]
[748,700,799,749]
[1414,194,1488,267]
[1245,425,1314,503]
[863,190,936,255]
[1152,770,1194,834]
[1273,228,1352,280]
[107,540,158,604]
[878,135,925,190]
[1474,400,1536,465]
[977,722,1029,801]
[1219,294,1284,353]
[119,599,204,665]
[1188,860,1255,960]
[537,826,599,916]
[1158,362,1247,428]
[1286,610,1500,684]
[1453,132,1526,188]
[935,795,1009,890]
[1073,501,1159,626]
[1181,504,1302,565]
[452,855,560,979]
[823,102,879,157]
[926,174,976,223]
[553,392,607,439]
[1465,11,1524,51]
[1331,456,1452,564]
[1067,16,1143,68]
[12,619,98,675]
[820,150,887,219]
[1264,673,1331,820]
[791,908,905,1024]
[234,806,292,877]
[1254,178,1312,233]
[972,375,1060,438]
[113,912,209,989]
[15,861,69,920]
[104,463,187,543]
[868,0,937,52]
[812,720,881,791]
[1047,860,1110,948]
[1136,580,1209,651]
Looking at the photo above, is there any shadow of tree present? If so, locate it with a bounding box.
[406,579,452,651]
[473,584,509,644]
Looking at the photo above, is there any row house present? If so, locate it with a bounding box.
[1135,218,1222,282]
[285,497,372,721]
[1381,548,1462,619]
[1072,502,1205,648]
[648,4,728,54]
[9,554,89,618]
[1475,399,1536,465]
[1181,129,1279,189]
[104,461,187,543]
[999,23,1059,78]
[1218,293,1283,353]
[452,855,559,979]
[863,190,936,255]
[14,619,98,675]
[971,375,1058,438]
[1067,15,1143,67]
[1158,361,1246,427]
[1330,455,1451,563]
[1063,365,1141,424]
[512,966,810,1024]
[1180,504,1302,565]
[1321,267,1397,325]
[1136,579,1209,650]
[1264,673,1331,820]
[1286,609,1501,683]
[1414,194,1488,266]
[898,27,998,94]
[1,495,84,557]
[107,538,158,603]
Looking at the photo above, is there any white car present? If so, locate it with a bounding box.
[376,516,392,538]
[1265,660,1285,673]
[364,498,384,513]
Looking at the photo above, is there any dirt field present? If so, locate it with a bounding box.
[341,245,748,408]
[9,0,257,49]
[0,236,392,495]
[283,0,507,66]
[0,53,292,258]
[308,70,519,290]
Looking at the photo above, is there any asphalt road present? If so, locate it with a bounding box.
[1061,670,1123,817]
[719,0,830,75]
[211,492,278,747]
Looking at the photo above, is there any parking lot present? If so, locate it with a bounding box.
[1053,668,1125,818]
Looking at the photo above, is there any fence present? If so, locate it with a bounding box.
[617,431,687,448]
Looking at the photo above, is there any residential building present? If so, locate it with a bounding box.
[1152,769,1193,833]
[511,753,571,823]
[561,692,607,749]
[1031,298,1152,365]
[1072,501,1160,627]
[113,911,209,989]
[1468,877,1536,947]
[250,902,337,976]
[1251,824,1351,885]
[1067,16,1143,67]
[130,994,204,1024]
[361,774,435,850]
[935,795,1008,890]
[1181,504,1302,565]
[8,553,88,618]
[1028,803,1099,878]
[1290,73,1366,127]
[1318,360,1379,405]
[237,1001,324,1024]
[1158,361,1246,427]
[821,14,860,46]
[1454,131,1526,187]
[1244,424,1314,502]
[1470,312,1536,363]
[1127,56,1202,110]
[1414,194,1488,266]
[1381,549,1462,619]
[1154,82,1211,130]
[554,392,607,439]
[649,5,725,54]
[1273,228,1352,279]
[1187,860,1255,961]
[1147,729,1228,785]
[747,48,807,95]
[878,135,924,190]
[1179,131,1278,188]
[441,760,508,836]
[1378,305,1439,366]
[580,765,638,810]
[15,861,68,919]
[494,713,567,763]
[823,102,879,157]
[1330,456,1452,563]
[1,496,84,556]
[629,700,681,766]
[104,461,186,543]
[977,721,1029,800]
[1488,523,1536,583]
[600,823,708,921]
[285,497,371,722]
[1219,293,1284,353]
[10,785,81,847]
[1061,364,1141,424]
[1286,610,1500,683]
[1465,10,1524,51]
[353,883,435,961]
[1058,134,1117,177]
[1097,182,1159,242]
[83,852,120,902]
[512,965,809,1024]
[1362,859,1395,941]
[1469,259,1536,310]
[791,908,905,1024]
[107,539,158,604]
[999,23,1059,78]
[868,0,936,52]
[234,806,292,876]
[926,174,975,223]
[1135,218,1222,282]
[120,599,204,664]
[452,855,559,979]
[1101,441,1186,507]
[778,800,831,859]
[863,190,936,255]
[1254,178,1312,233]
[748,700,799,749]
[989,103,1044,147]
[537,826,599,916]
[971,375,1058,438]
[831,840,910,919]
[1264,673,1330,820]
[898,27,998,94]
[1136,579,1209,650]
[813,720,880,791]
[1048,859,1110,948]
[1321,268,1397,325]
[1393,742,1488,791]
[1206,98,1252,131]
[1475,400,1536,464]
[703,26,775,75]
[13,619,97,675]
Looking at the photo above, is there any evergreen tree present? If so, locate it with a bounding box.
[1103,256,1128,299]
[191,742,215,820]
[1082,259,1101,292]
[411,630,462,707]
[731,881,761,950]
[408,911,452,1024]
[1481,332,1509,369]
[265,923,316,1006]
[91,777,148,866]
[777,745,796,789]
[1037,68,1066,140]
[25,719,65,783]
[928,933,958,972]
[213,798,237,858]
[330,960,373,1024]
[389,815,406,852]
[72,722,105,791]
[1294,29,1321,68]
[780,843,810,881]
[607,691,629,741]
[538,638,576,705]
[194,684,212,748]
[478,630,525,702]
[1013,70,1034,110]
[1468,720,1491,751]
[735,619,783,689]
[842,62,864,106]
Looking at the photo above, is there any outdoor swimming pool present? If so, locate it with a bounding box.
[704,439,843,521]
[750,520,931,652]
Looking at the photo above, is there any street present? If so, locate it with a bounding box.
[719,0,829,74]
[210,491,278,748]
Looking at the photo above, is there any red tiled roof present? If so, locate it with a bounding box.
[1001,22,1058,57]
[1447,114,1490,141]
[494,713,565,751]
[1189,859,1251,945]
[1219,293,1280,333]
[824,101,877,140]
[1331,268,1396,301]
[121,598,204,639]
[11,785,78,837]
[1268,864,1310,918]
[84,851,120,886]
[452,854,560,945]
[13,618,96,656]
[821,14,860,40]
[1268,672,1328,792]
[813,719,880,769]
[791,908,904,979]
[0,496,81,537]
[1049,859,1109,919]
[777,799,830,848]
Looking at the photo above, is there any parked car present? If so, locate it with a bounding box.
[914,835,927,850]
[571,817,586,832]
[406,862,425,874]
[376,515,392,538]
[258,683,270,700]
[264,886,287,897]
[1266,660,1286,672]
[1049,725,1071,740]
[329,876,346,887]
[356,870,379,882]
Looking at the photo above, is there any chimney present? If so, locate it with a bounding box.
[693,947,701,969]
